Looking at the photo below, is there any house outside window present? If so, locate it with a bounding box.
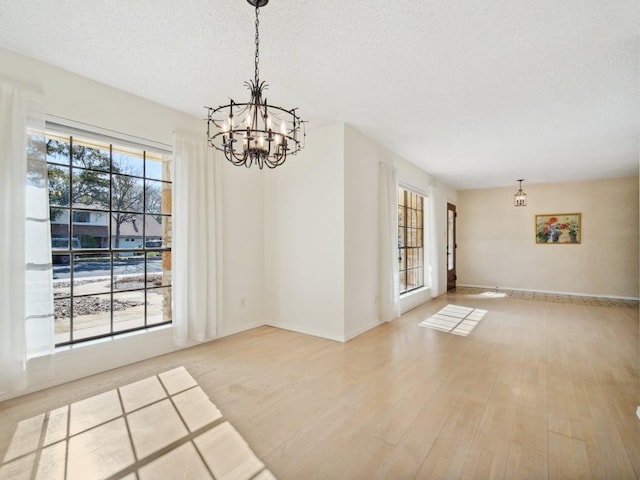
[47,130,172,346]
[398,186,424,294]
[72,211,90,223]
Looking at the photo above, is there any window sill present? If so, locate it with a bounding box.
[400,286,430,299]
[400,286,431,314]
[54,323,173,354]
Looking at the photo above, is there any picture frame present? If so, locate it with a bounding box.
[535,213,581,244]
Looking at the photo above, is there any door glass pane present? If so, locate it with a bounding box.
[448,209,454,270]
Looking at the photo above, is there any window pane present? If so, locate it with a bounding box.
[112,175,144,212]
[54,298,70,344]
[73,253,110,295]
[145,180,163,214]
[112,149,144,177]
[398,189,404,206]
[72,294,111,340]
[113,252,145,289]
[111,214,143,248]
[72,212,109,249]
[147,286,172,325]
[72,137,110,171]
[72,210,90,223]
[398,227,405,248]
[47,135,71,165]
[113,290,145,332]
[72,168,110,209]
[145,154,165,181]
[147,252,171,287]
[48,165,70,207]
[51,208,70,247]
[146,215,171,248]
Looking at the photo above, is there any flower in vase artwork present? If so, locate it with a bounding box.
[535,213,581,244]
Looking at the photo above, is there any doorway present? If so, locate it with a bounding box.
[447,203,457,290]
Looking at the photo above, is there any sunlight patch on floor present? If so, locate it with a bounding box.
[419,304,487,336]
[0,367,276,480]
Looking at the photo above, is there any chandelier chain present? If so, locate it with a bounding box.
[254,4,260,85]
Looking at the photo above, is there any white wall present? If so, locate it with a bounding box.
[457,177,639,298]
[220,166,265,337]
[343,125,381,339]
[263,124,346,341]
[264,123,459,342]
[0,48,266,399]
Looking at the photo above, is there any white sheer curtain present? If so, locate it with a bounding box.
[172,132,223,345]
[0,79,54,393]
[378,162,400,322]
[428,184,443,297]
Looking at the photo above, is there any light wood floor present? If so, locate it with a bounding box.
[1,290,639,479]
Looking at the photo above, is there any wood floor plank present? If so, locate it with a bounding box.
[0,290,638,479]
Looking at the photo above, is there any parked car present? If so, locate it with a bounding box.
[51,237,81,264]
[51,237,81,249]
[145,239,163,248]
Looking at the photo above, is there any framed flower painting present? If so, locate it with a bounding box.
[535,213,581,244]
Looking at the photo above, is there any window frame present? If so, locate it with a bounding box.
[46,127,173,347]
[398,186,425,295]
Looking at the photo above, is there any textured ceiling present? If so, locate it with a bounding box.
[1,0,638,189]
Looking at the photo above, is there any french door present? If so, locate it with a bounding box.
[447,203,456,290]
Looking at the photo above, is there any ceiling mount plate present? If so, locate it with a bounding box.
[247,0,269,6]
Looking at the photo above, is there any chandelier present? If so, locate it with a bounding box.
[514,179,527,206]
[206,0,305,169]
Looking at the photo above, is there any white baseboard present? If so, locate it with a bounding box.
[457,284,639,301]
[265,322,345,343]
[344,320,381,342]
[219,322,265,338]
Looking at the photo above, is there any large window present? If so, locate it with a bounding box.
[46,131,172,346]
[398,187,424,294]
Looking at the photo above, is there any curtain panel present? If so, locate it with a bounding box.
[428,185,443,297]
[378,162,400,322]
[0,79,54,393]
[172,133,223,345]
